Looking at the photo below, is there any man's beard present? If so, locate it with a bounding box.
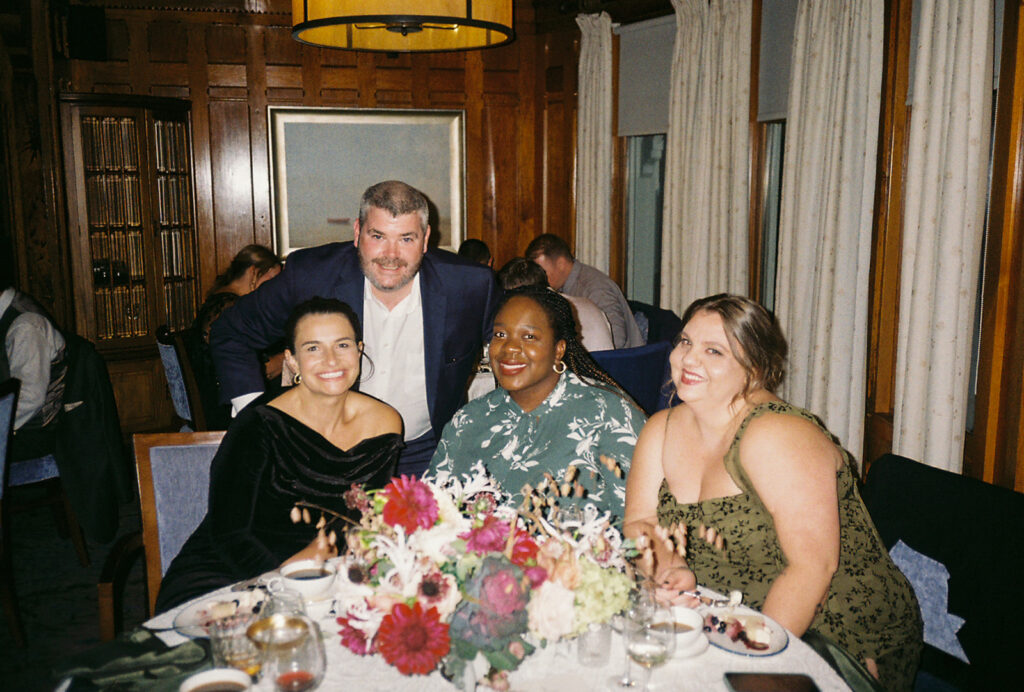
[359,253,421,293]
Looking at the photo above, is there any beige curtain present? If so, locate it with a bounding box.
[893,0,993,473]
[660,0,750,316]
[773,1,884,466]
[574,12,614,272]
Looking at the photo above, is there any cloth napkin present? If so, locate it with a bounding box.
[54,627,210,691]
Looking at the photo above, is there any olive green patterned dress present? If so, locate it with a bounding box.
[657,402,922,690]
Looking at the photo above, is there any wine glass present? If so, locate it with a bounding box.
[624,604,675,692]
[248,614,326,691]
[606,586,656,689]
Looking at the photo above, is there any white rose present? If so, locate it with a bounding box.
[527,581,576,642]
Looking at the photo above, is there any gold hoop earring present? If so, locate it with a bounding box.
[553,361,566,374]
[293,372,302,385]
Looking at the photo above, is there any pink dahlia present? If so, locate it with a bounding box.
[460,514,510,555]
[336,616,372,655]
[481,569,527,616]
[375,602,450,675]
[381,476,439,533]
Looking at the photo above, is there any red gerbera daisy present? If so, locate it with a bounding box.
[381,476,439,534]
[375,602,450,675]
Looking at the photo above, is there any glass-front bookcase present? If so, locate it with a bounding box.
[60,95,198,350]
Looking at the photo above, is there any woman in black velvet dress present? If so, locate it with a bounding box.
[156,297,404,612]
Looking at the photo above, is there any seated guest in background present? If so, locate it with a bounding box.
[156,298,403,613]
[0,265,66,461]
[211,180,498,477]
[428,286,644,525]
[525,233,643,349]
[497,257,614,353]
[457,238,493,268]
[188,244,283,429]
[624,294,921,689]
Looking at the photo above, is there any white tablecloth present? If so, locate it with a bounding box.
[147,584,850,691]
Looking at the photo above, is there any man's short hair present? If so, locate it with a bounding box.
[524,233,573,262]
[358,180,429,233]
[496,257,548,290]
[458,239,491,265]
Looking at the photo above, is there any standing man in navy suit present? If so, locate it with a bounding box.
[211,180,498,477]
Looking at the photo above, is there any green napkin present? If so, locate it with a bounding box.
[54,628,211,691]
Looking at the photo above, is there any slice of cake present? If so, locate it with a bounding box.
[704,611,771,651]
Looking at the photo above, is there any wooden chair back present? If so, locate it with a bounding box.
[134,431,224,614]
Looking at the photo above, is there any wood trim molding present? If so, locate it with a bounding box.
[864,0,912,465]
[966,0,1024,488]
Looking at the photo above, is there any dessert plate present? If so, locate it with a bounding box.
[703,608,788,656]
[172,591,266,638]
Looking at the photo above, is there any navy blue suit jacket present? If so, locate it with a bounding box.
[210,242,498,441]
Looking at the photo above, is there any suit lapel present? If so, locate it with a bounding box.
[418,254,445,422]
[334,245,365,324]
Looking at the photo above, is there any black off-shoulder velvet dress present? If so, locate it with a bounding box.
[155,404,403,613]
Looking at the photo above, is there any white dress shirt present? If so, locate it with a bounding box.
[1,288,66,429]
[360,275,432,441]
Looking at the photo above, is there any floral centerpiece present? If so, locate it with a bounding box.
[300,463,633,689]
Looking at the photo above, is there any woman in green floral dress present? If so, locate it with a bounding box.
[428,286,644,525]
[624,294,921,690]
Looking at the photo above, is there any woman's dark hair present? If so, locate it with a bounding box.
[494,286,628,399]
[283,298,371,381]
[678,294,787,396]
[208,244,281,297]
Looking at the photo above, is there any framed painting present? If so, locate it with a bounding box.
[268,107,465,256]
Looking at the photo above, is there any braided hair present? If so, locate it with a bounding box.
[495,286,632,402]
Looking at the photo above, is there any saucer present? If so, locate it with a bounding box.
[676,632,710,659]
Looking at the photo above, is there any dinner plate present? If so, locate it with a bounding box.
[172,591,266,638]
[702,607,788,657]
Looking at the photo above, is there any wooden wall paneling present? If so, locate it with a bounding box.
[188,22,216,295]
[513,30,540,268]
[107,355,174,433]
[966,0,1024,488]
[28,0,73,327]
[209,100,256,268]
[464,51,486,249]
[247,24,272,250]
[539,27,579,248]
[863,0,912,472]
[127,16,149,93]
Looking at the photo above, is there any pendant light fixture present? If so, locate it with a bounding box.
[292,1,515,53]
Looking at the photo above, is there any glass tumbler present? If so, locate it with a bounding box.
[206,611,262,677]
[248,614,326,692]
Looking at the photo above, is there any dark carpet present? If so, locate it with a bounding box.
[1,485,148,691]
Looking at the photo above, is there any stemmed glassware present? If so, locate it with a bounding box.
[606,583,656,689]
[624,602,675,692]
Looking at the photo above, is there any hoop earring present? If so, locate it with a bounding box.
[293,372,302,385]
[553,361,566,374]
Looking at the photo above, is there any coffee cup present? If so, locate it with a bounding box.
[178,667,251,691]
[279,559,337,600]
[670,606,704,651]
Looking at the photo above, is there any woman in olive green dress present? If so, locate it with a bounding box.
[624,294,921,690]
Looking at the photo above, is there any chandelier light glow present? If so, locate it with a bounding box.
[292,1,515,53]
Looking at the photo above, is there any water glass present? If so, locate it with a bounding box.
[577,622,611,666]
[207,612,261,677]
[625,605,676,692]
